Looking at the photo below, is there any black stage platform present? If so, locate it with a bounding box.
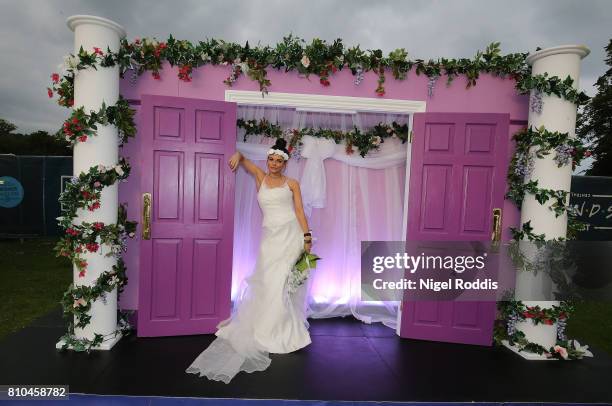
[1,307,611,403]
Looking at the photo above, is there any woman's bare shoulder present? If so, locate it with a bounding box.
[255,171,266,191]
[286,177,300,189]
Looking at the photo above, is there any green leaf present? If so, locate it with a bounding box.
[294,252,321,272]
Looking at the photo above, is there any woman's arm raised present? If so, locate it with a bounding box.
[228,151,265,180]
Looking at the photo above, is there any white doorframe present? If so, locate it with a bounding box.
[224,89,426,240]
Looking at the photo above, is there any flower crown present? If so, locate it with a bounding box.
[267,148,289,161]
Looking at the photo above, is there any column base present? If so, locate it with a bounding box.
[55,329,123,351]
[501,340,556,361]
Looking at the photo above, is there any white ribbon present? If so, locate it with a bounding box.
[299,135,337,217]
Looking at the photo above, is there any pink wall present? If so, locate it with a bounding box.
[118,62,528,310]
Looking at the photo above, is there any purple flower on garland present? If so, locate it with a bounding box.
[427,74,439,98]
[507,311,519,336]
[119,234,129,254]
[354,65,364,86]
[290,141,304,162]
[557,317,567,342]
[554,144,574,167]
[129,69,139,85]
[224,62,242,86]
[530,90,543,114]
[514,151,535,180]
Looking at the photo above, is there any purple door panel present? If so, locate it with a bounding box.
[137,94,237,337]
[399,112,510,346]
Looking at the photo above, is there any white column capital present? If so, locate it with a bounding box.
[526,45,590,92]
[66,15,126,39]
[526,44,590,66]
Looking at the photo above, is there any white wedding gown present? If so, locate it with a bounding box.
[186,174,312,384]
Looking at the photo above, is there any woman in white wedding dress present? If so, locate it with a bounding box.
[186,138,313,384]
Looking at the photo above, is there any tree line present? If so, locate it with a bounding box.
[0,119,71,156]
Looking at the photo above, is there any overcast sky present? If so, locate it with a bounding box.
[1,0,611,137]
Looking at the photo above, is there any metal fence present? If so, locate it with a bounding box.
[0,154,72,238]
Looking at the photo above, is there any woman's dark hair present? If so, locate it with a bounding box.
[271,138,290,157]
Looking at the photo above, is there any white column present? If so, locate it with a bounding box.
[57,15,126,350]
[521,45,590,238]
[514,45,589,355]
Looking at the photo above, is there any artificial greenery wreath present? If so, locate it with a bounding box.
[237,117,409,158]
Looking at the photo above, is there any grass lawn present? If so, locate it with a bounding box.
[566,300,612,355]
[0,237,72,339]
[0,237,611,356]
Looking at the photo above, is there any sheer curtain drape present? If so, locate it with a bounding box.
[231,105,408,329]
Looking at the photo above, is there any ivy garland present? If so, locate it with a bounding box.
[58,256,131,352]
[54,97,136,146]
[503,297,572,325]
[54,210,137,277]
[510,217,586,243]
[509,220,547,242]
[515,72,590,106]
[48,39,589,104]
[55,203,137,353]
[507,126,591,206]
[57,158,131,228]
[494,297,592,360]
[55,196,137,352]
[48,46,119,107]
[506,125,590,242]
[507,239,581,302]
[237,118,409,157]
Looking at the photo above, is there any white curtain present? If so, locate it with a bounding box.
[231,105,409,329]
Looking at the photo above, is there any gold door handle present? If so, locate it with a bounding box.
[142,193,151,240]
[491,208,502,242]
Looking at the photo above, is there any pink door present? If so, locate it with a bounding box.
[399,112,509,345]
[137,94,237,337]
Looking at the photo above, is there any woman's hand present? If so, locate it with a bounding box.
[228,151,242,172]
[304,239,313,254]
